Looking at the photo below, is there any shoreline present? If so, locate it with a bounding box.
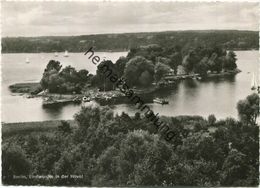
[9,68,241,96]
[7,69,241,106]
[205,69,241,78]
[2,114,213,137]
[2,120,77,137]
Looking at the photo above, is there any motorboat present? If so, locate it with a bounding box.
[153,97,169,105]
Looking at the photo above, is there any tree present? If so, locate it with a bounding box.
[139,70,153,86]
[36,138,62,174]
[47,73,64,93]
[40,60,90,93]
[134,112,141,120]
[221,149,248,186]
[74,106,101,130]
[93,130,172,186]
[54,151,76,185]
[207,53,222,73]
[40,60,62,90]
[77,69,89,83]
[156,57,171,66]
[169,52,182,74]
[208,114,217,125]
[182,50,199,74]
[92,146,121,186]
[2,144,31,184]
[237,93,259,125]
[154,62,171,82]
[124,56,154,87]
[227,51,237,61]
[45,60,62,72]
[59,66,79,83]
[194,57,209,76]
[141,44,163,62]
[95,60,116,91]
[115,56,127,77]
[223,51,237,71]
[58,120,72,133]
[24,135,39,155]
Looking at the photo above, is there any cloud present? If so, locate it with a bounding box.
[2,1,259,37]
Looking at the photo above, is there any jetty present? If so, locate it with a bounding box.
[42,96,81,107]
[206,69,241,78]
[163,73,200,81]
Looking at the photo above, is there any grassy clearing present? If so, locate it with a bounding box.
[9,82,42,94]
[2,120,77,138]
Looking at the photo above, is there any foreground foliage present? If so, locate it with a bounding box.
[2,94,259,186]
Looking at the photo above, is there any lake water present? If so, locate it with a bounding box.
[1,51,259,123]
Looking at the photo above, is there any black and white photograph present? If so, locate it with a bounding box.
[1,0,259,186]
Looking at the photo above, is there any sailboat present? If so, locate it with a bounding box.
[64,50,69,57]
[251,73,257,90]
[25,57,30,64]
[54,52,58,57]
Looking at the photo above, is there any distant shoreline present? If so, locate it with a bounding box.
[1,50,129,54]
[1,48,258,54]
[2,30,258,53]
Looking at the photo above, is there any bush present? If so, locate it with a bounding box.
[58,121,71,133]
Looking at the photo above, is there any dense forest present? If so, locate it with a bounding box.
[2,30,258,53]
[40,44,238,93]
[2,93,259,186]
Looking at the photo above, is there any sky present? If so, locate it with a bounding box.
[2,1,259,37]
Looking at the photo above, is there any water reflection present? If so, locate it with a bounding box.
[201,75,236,83]
[42,104,66,118]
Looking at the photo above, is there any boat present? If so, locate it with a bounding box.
[25,57,30,64]
[54,52,58,57]
[196,76,202,80]
[251,73,257,90]
[82,96,91,102]
[26,95,34,99]
[64,50,69,57]
[153,98,169,105]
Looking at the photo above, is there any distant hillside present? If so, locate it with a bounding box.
[2,30,259,53]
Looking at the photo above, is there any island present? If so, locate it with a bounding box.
[9,44,240,107]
